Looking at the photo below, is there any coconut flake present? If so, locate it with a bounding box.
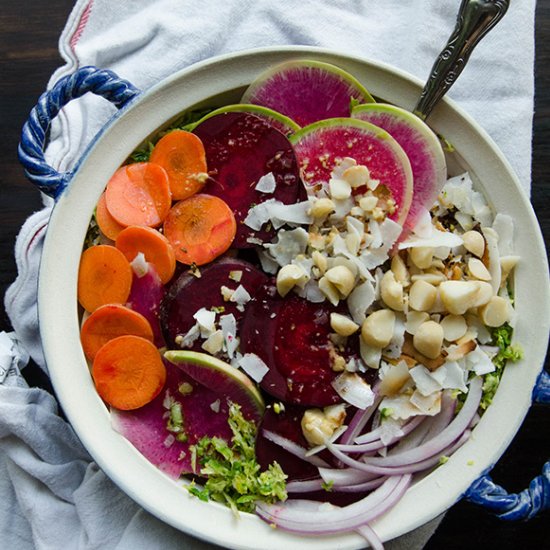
[255,172,277,193]
[481,227,501,293]
[238,353,269,382]
[331,372,375,409]
[409,365,442,396]
[399,228,463,250]
[210,399,221,413]
[177,323,201,348]
[230,285,252,307]
[266,200,313,228]
[264,227,309,266]
[220,313,238,358]
[347,280,376,324]
[243,199,276,230]
[360,339,382,369]
[193,307,216,335]
[410,207,433,239]
[379,417,405,446]
[431,361,468,392]
[130,252,149,278]
[465,346,496,375]
[492,213,514,256]
[383,314,406,359]
[409,390,442,416]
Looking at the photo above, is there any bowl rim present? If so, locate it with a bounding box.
[38,45,550,549]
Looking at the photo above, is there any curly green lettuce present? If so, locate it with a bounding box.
[188,403,287,515]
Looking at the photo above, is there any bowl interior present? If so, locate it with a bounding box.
[38,46,550,550]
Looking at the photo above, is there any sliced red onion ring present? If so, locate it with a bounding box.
[286,479,324,493]
[318,467,379,486]
[361,377,481,468]
[261,429,330,468]
[356,523,384,550]
[255,474,411,535]
[340,394,382,445]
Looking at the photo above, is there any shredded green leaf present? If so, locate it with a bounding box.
[84,210,100,248]
[187,403,287,514]
[129,140,155,163]
[321,480,334,492]
[479,324,523,410]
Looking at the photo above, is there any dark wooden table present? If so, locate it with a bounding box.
[1,1,548,548]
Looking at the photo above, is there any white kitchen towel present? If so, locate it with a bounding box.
[2,0,536,549]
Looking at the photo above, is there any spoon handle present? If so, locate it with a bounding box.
[414,0,509,120]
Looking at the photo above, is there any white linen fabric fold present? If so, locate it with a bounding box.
[2,0,536,548]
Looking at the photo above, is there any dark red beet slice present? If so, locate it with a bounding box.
[160,257,268,349]
[127,264,166,348]
[241,281,347,407]
[192,112,304,248]
[111,361,232,479]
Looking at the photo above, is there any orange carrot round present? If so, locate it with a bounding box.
[78,245,133,312]
[96,192,126,240]
[115,225,176,284]
[105,162,172,227]
[163,194,237,266]
[81,304,154,360]
[92,335,166,410]
[149,130,208,200]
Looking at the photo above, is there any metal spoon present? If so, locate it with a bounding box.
[414,0,510,120]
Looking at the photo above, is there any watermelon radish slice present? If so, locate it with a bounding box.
[290,118,414,227]
[164,350,265,423]
[352,103,447,232]
[160,257,268,350]
[193,112,304,248]
[111,361,233,478]
[241,59,375,127]
[187,104,300,136]
[240,280,357,407]
[127,264,166,348]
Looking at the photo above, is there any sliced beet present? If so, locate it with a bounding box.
[240,280,351,407]
[192,112,304,248]
[241,59,375,127]
[127,264,166,348]
[111,361,232,479]
[189,104,300,136]
[160,257,268,350]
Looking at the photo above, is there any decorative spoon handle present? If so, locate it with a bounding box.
[414,0,509,120]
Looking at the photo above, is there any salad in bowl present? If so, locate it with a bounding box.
[74,59,524,549]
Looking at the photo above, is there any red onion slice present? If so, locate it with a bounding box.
[255,474,411,535]
[356,523,384,550]
[262,429,330,468]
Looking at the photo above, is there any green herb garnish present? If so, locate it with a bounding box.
[188,403,287,514]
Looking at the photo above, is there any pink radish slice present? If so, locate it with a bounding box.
[164,350,264,424]
[241,59,375,127]
[290,118,413,227]
[352,103,447,232]
[192,112,304,248]
[127,264,166,348]
[111,361,233,478]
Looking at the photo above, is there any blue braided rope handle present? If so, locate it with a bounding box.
[464,369,550,520]
[18,66,141,199]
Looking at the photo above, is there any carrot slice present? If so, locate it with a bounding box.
[115,225,176,284]
[78,245,133,312]
[149,130,208,200]
[105,162,172,227]
[92,335,166,410]
[81,304,154,360]
[96,192,126,240]
[163,194,237,266]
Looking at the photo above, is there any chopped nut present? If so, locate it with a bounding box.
[301,405,346,446]
[409,280,437,312]
[410,247,434,269]
[462,230,485,258]
[312,250,328,274]
[310,197,336,220]
[402,334,446,370]
[380,271,404,311]
[318,276,340,306]
[325,265,355,298]
[361,309,395,348]
[391,253,410,286]
[467,258,492,281]
[440,314,468,342]
[329,178,352,200]
[413,320,444,359]
[479,296,512,327]
[342,164,370,187]
[378,361,411,396]
[276,264,309,297]
[471,281,494,308]
[330,312,360,336]
[411,271,447,286]
[439,280,481,315]
[359,195,378,212]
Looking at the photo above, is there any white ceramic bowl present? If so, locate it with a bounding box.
[36,46,550,549]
